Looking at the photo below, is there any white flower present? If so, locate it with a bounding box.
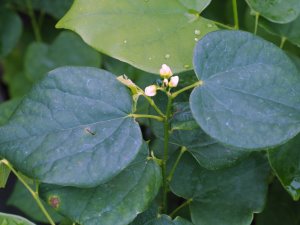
[159,64,173,78]
[169,76,179,87]
[145,85,157,96]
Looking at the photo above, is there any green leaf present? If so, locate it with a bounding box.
[0,7,22,58]
[268,134,300,200]
[150,95,248,170]
[170,153,270,225]
[39,143,162,225]
[145,215,193,225]
[0,161,10,188]
[0,99,21,125]
[25,31,101,83]
[245,0,300,23]
[256,179,300,225]
[0,66,143,187]
[7,180,62,223]
[178,0,211,12]
[56,0,218,74]
[190,30,300,149]
[0,213,35,225]
[260,16,300,47]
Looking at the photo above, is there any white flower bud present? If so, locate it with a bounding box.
[145,85,157,96]
[159,64,173,78]
[163,78,168,87]
[169,76,179,87]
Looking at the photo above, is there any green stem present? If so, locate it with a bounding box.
[172,80,203,99]
[161,94,172,213]
[167,147,186,183]
[26,0,42,42]
[169,198,193,218]
[213,21,235,30]
[143,95,165,118]
[129,114,164,122]
[280,37,287,49]
[1,159,55,225]
[254,12,260,35]
[232,0,239,29]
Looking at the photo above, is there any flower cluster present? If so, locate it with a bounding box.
[145,64,179,96]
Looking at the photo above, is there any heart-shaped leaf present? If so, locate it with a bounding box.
[40,143,162,225]
[245,0,300,23]
[170,152,270,225]
[0,213,35,225]
[0,66,143,187]
[260,16,300,47]
[268,134,300,200]
[25,31,101,83]
[56,0,218,74]
[190,30,300,149]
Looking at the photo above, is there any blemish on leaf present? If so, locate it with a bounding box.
[85,128,96,135]
[48,195,60,209]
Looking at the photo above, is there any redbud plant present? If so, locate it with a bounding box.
[1,0,300,225]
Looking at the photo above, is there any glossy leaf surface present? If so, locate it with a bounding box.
[190,30,300,149]
[268,134,300,200]
[25,31,101,83]
[40,144,162,225]
[56,0,218,74]
[170,153,270,225]
[0,213,35,225]
[0,67,143,187]
[245,0,300,23]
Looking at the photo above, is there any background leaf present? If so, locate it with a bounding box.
[245,0,300,23]
[0,161,10,188]
[56,0,218,74]
[260,15,300,47]
[190,30,300,149]
[256,179,300,225]
[7,180,62,223]
[0,7,22,58]
[145,215,193,225]
[40,143,162,225]
[25,31,101,83]
[268,134,300,200]
[0,212,35,225]
[0,66,143,187]
[170,152,270,225]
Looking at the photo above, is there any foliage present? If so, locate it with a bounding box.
[0,0,300,225]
